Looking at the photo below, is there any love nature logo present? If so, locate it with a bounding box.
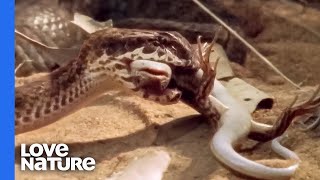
[20,143,96,171]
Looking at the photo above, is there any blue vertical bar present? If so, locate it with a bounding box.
[0,0,15,179]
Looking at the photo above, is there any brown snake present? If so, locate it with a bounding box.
[15,28,219,134]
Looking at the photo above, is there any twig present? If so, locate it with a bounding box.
[15,29,61,50]
[192,0,301,89]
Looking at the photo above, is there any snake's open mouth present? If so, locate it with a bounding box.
[133,71,171,94]
[130,60,172,77]
[139,67,170,77]
[130,60,173,93]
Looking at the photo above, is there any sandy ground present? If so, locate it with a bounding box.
[15,1,320,180]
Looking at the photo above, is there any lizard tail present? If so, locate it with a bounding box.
[211,80,299,179]
[210,126,299,180]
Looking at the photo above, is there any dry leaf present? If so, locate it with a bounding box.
[71,13,113,34]
[210,43,273,112]
[221,78,273,113]
[209,43,234,79]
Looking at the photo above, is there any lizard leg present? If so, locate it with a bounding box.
[302,115,320,131]
[249,86,320,142]
[301,109,320,131]
[196,36,218,101]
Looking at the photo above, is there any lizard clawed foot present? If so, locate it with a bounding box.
[293,85,320,115]
[249,85,320,141]
[292,85,320,132]
[300,109,320,131]
[301,114,320,131]
[196,36,218,101]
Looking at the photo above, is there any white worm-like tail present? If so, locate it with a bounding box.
[210,79,299,179]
